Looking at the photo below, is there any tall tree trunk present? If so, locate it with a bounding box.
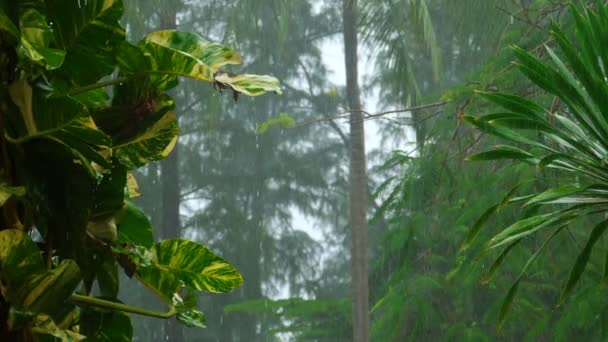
[159,2,184,341]
[342,1,370,341]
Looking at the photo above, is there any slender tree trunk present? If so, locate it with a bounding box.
[342,1,370,341]
[159,3,184,342]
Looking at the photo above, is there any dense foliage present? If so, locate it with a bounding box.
[466,1,608,327]
[0,0,280,340]
[4,0,608,341]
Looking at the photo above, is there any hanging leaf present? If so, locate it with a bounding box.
[116,30,282,96]
[214,72,283,96]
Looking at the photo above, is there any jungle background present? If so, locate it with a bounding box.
[118,0,608,341]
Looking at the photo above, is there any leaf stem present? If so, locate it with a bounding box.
[67,76,132,96]
[70,294,176,319]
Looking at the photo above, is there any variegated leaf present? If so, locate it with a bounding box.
[113,95,178,169]
[214,72,282,96]
[144,30,241,76]
[0,230,45,294]
[8,84,111,168]
[117,30,241,91]
[137,239,243,301]
[18,9,65,69]
[22,260,82,315]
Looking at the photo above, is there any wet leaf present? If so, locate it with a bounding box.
[137,240,243,301]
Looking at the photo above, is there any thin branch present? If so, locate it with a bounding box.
[496,5,543,30]
[295,101,449,127]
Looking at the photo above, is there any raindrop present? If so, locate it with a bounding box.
[77,0,81,8]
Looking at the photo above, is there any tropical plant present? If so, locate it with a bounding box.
[0,0,280,340]
[464,1,608,327]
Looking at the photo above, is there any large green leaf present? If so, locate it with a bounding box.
[18,8,65,69]
[21,260,82,317]
[46,0,125,84]
[0,230,82,318]
[118,30,240,90]
[8,82,111,168]
[137,239,243,301]
[113,95,178,169]
[116,30,282,96]
[143,30,241,76]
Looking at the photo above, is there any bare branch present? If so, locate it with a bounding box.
[295,100,449,127]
